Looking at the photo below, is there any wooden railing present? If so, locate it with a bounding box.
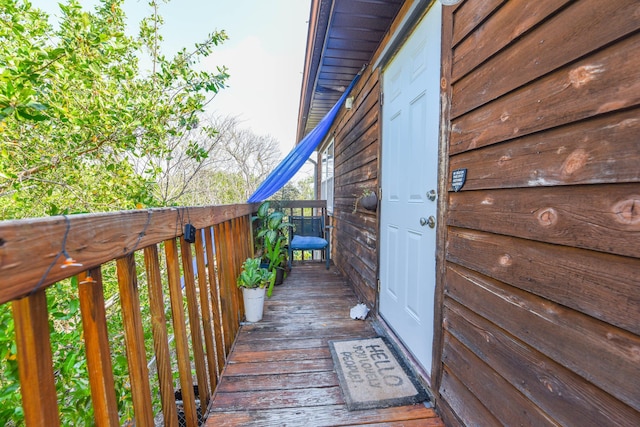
[0,203,258,426]
[270,199,327,218]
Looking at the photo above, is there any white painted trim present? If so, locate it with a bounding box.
[373,0,436,70]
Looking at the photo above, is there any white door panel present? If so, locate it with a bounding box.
[379,3,441,374]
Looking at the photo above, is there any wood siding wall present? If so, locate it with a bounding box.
[320,68,381,307]
[437,1,640,425]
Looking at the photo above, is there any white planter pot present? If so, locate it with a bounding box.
[242,287,266,322]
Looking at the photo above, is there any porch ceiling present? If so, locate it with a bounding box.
[296,0,404,142]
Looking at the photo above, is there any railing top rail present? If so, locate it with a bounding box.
[0,203,259,304]
[269,200,327,209]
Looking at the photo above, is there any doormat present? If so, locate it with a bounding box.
[328,337,428,411]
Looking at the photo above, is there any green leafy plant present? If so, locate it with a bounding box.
[0,304,20,425]
[253,201,292,279]
[264,237,286,273]
[237,257,275,295]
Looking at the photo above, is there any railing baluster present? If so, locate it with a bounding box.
[237,215,252,300]
[195,230,218,393]
[230,218,244,317]
[232,219,244,325]
[246,215,253,256]
[236,216,247,292]
[164,239,198,427]
[179,236,210,414]
[205,226,226,375]
[116,254,154,426]
[213,223,228,354]
[12,289,60,427]
[143,245,178,427]
[78,268,119,427]
[214,221,236,354]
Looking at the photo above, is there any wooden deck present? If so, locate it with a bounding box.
[206,264,444,426]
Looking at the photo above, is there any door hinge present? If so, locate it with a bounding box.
[377,279,381,293]
[379,91,384,106]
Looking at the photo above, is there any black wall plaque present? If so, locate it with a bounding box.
[452,168,467,192]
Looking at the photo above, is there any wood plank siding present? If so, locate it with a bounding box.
[309,0,640,425]
[207,264,444,426]
[320,68,382,307]
[301,0,640,424]
[437,1,640,425]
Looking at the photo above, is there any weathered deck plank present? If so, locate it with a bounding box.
[206,264,443,426]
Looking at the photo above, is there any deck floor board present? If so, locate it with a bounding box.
[206,264,444,427]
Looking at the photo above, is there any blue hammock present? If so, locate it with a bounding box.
[247,72,362,203]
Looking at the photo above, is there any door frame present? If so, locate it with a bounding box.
[374,0,450,389]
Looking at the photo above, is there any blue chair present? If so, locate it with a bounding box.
[288,215,330,269]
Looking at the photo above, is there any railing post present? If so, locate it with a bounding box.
[78,268,119,427]
[12,289,60,427]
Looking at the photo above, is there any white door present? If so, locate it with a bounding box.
[379,4,441,374]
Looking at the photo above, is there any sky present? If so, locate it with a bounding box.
[32,0,312,163]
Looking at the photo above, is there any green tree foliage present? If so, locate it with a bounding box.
[0,1,229,424]
[273,175,314,201]
[0,0,229,219]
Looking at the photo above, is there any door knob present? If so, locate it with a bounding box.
[420,216,436,228]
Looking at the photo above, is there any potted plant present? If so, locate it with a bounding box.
[352,188,378,213]
[263,236,288,285]
[237,257,275,322]
[253,201,292,285]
